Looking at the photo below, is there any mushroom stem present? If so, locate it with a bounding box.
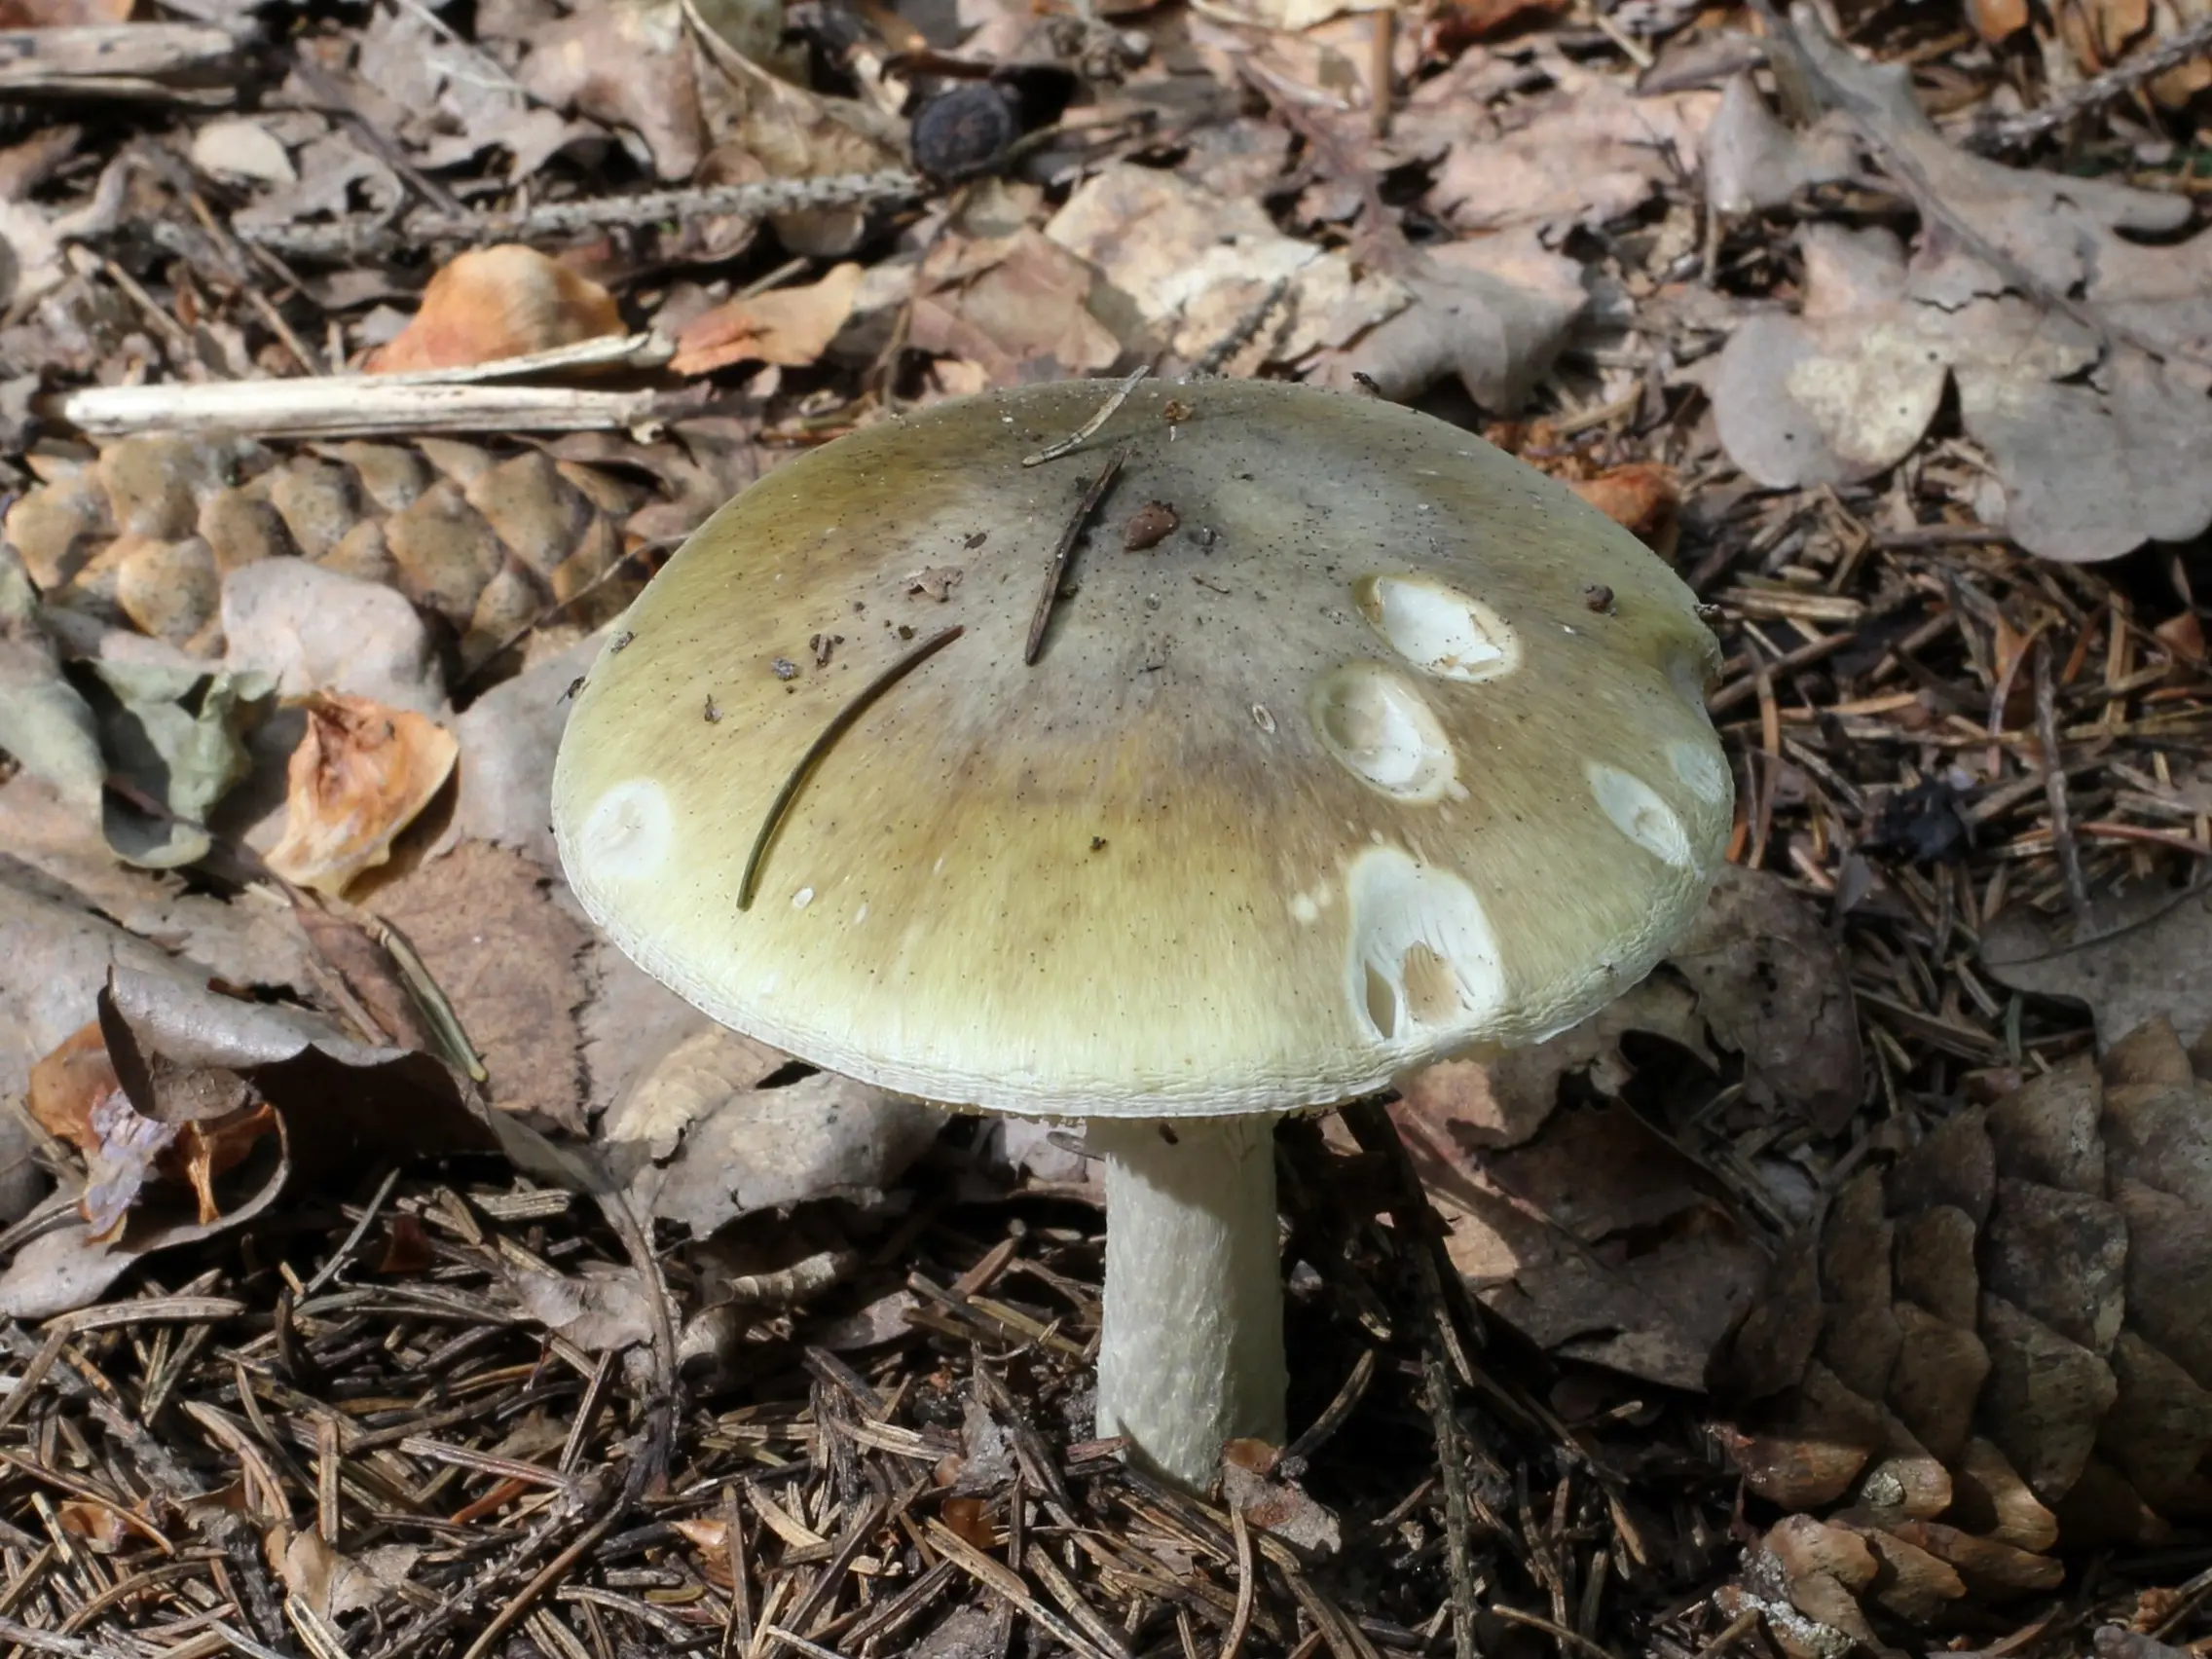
[1091,1115,1286,1488]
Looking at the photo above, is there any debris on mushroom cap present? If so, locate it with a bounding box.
[551,379,1732,1120]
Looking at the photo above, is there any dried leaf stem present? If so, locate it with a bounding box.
[1971,13,2212,148]
[1022,446,1130,666]
[1022,367,1149,466]
[234,171,924,259]
[738,625,965,908]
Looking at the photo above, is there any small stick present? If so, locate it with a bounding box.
[1974,12,2212,148]
[1366,5,1394,137]
[2034,638,2091,922]
[740,626,964,908]
[1222,1504,1258,1659]
[1023,445,1129,665]
[1022,368,1148,466]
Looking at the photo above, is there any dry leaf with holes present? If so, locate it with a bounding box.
[672,262,866,375]
[368,245,625,373]
[265,693,460,897]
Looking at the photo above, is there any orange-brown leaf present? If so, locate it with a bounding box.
[27,1021,117,1153]
[672,263,865,376]
[367,246,623,374]
[1563,461,1679,548]
[265,694,459,897]
[173,1101,278,1227]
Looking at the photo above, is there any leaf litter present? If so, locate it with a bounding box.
[4,0,2212,1652]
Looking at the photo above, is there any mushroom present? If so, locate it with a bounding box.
[552,378,1732,1487]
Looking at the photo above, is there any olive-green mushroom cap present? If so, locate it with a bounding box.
[552,379,1732,1119]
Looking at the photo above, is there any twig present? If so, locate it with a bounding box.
[1281,1348,1377,1465]
[1488,1605,1614,1659]
[2035,638,2091,921]
[234,171,924,258]
[1022,368,1148,466]
[1022,446,1129,665]
[0,23,240,101]
[1971,13,2212,147]
[57,376,667,440]
[739,626,965,907]
[1192,277,1291,378]
[1222,1504,1257,1659]
[298,1166,401,1301]
[454,1504,628,1659]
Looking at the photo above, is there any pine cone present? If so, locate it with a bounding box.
[1716,1016,2212,1626]
[7,431,659,669]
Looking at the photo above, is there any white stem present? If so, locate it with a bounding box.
[1090,1115,1286,1487]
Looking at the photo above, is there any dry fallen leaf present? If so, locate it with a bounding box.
[220,555,447,714]
[264,693,460,897]
[1670,864,1864,1134]
[511,0,706,180]
[507,1262,657,1351]
[1403,55,1717,235]
[190,118,297,187]
[368,245,625,373]
[368,840,592,1135]
[1306,232,1586,410]
[0,966,501,1318]
[907,207,1123,387]
[0,0,129,25]
[672,262,866,375]
[600,1023,945,1236]
[1982,886,2212,1052]
[26,1018,118,1150]
[1400,1096,1767,1389]
[1047,163,1408,369]
[1708,15,2212,563]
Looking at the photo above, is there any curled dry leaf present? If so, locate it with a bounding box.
[26,1018,119,1149]
[672,261,866,375]
[507,1263,657,1352]
[265,693,460,897]
[599,1023,945,1236]
[367,245,625,374]
[0,966,502,1319]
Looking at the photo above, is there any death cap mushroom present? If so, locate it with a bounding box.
[551,377,1732,1117]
